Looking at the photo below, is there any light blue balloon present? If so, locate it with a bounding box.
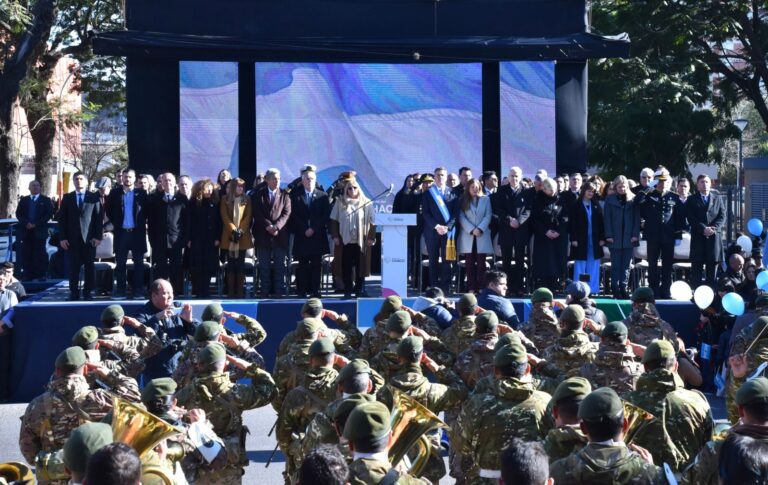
[758,271,768,291]
[722,292,745,316]
[748,218,764,237]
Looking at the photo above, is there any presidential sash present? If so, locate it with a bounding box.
[428,186,457,261]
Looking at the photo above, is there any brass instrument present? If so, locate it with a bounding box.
[623,400,656,445]
[388,392,447,477]
[0,462,35,483]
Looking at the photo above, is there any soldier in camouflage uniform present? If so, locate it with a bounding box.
[273,318,322,410]
[377,336,468,484]
[580,321,644,393]
[18,347,140,485]
[623,287,677,346]
[550,387,665,484]
[522,288,559,352]
[540,305,597,377]
[542,377,591,462]
[623,339,713,473]
[454,310,499,389]
[454,341,552,483]
[727,315,768,424]
[682,377,768,485]
[201,302,267,350]
[97,304,163,363]
[441,293,478,355]
[360,296,404,360]
[175,342,277,484]
[343,401,430,485]
[276,298,360,359]
[72,325,145,381]
[277,337,342,483]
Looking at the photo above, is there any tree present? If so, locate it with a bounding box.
[62,115,127,181]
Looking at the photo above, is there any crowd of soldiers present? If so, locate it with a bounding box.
[9,276,768,484]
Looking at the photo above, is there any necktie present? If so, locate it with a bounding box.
[77,193,83,209]
[703,195,708,205]
[270,191,275,205]
[166,194,171,203]
[305,192,311,206]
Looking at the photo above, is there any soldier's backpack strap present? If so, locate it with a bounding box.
[378,468,401,485]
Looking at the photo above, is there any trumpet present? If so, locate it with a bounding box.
[388,392,447,477]
[623,400,656,445]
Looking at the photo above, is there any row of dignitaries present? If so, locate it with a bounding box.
[18,284,768,484]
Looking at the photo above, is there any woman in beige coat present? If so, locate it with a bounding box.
[220,177,253,298]
[330,180,376,298]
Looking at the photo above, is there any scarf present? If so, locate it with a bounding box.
[228,195,243,258]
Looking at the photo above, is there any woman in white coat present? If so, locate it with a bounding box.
[458,178,493,293]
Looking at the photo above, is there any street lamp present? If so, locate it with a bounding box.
[735,118,748,232]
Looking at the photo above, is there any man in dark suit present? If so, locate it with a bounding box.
[494,166,531,296]
[560,172,582,209]
[147,173,189,295]
[107,169,149,298]
[289,165,330,298]
[422,166,457,292]
[686,174,725,287]
[252,168,292,297]
[57,172,103,300]
[634,168,685,299]
[15,180,53,280]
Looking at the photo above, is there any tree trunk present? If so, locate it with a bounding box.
[27,110,57,197]
[0,127,21,219]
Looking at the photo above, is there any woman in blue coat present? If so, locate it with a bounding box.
[569,181,605,294]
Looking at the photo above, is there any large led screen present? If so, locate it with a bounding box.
[499,61,556,177]
[180,61,239,182]
[255,63,483,211]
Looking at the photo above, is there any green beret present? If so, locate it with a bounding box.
[578,387,624,421]
[601,321,628,339]
[194,321,223,342]
[380,296,402,315]
[343,401,392,442]
[201,302,224,322]
[560,305,585,326]
[397,336,424,357]
[494,342,528,367]
[296,318,323,338]
[756,295,768,308]
[302,298,323,315]
[457,293,478,314]
[336,359,371,384]
[141,377,177,403]
[333,393,376,425]
[197,342,227,366]
[475,311,499,334]
[72,326,99,347]
[55,347,87,372]
[494,332,521,352]
[736,377,768,406]
[552,377,592,403]
[642,339,676,364]
[100,304,124,325]
[531,288,553,304]
[632,286,655,303]
[63,422,113,474]
[386,311,412,334]
[309,337,335,357]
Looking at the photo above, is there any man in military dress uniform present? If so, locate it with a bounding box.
[624,287,678,346]
[580,321,644,393]
[542,377,591,462]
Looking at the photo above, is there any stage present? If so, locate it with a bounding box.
[7,284,701,403]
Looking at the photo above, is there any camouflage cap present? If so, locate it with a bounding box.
[494,332,521,351]
[566,281,590,301]
[100,304,124,325]
[201,302,224,322]
[301,298,323,315]
[601,321,628,339]
[194,321,223,342]
[475,310,499,334]
[197,342,227,366]
[332,393,376,424]
[335,358,371,384]
[560,305,586,326]
[531,288,554,304]
[457,293,478,314]
[632,286,655,303]
[141,377,177,403]
[397,336,424,357]
[72,326,99,347]
[380,295,403,315]
[578,387,623,421]
[642,339,676,364]
[493,341,528,367]
[296,318,323,338]
[309,337,335,357]
[343,401,392,442]
[552,377,592,403]
[736,377,768,406]
[386,310,412,334]
[63,422,113,474]
[55,346,87,372]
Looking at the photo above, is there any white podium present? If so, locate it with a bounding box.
[375,213,416,297]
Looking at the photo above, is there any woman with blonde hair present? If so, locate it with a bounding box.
[220,177,253,298]
[188,178,222,297]
[531,177,568,291]
[603,175,637,298]
[330,180,375,298]
[458,178,492,293]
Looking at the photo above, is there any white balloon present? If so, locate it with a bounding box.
[737,235,753,253]
[693,285,715,310]
[669,280,693,301]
